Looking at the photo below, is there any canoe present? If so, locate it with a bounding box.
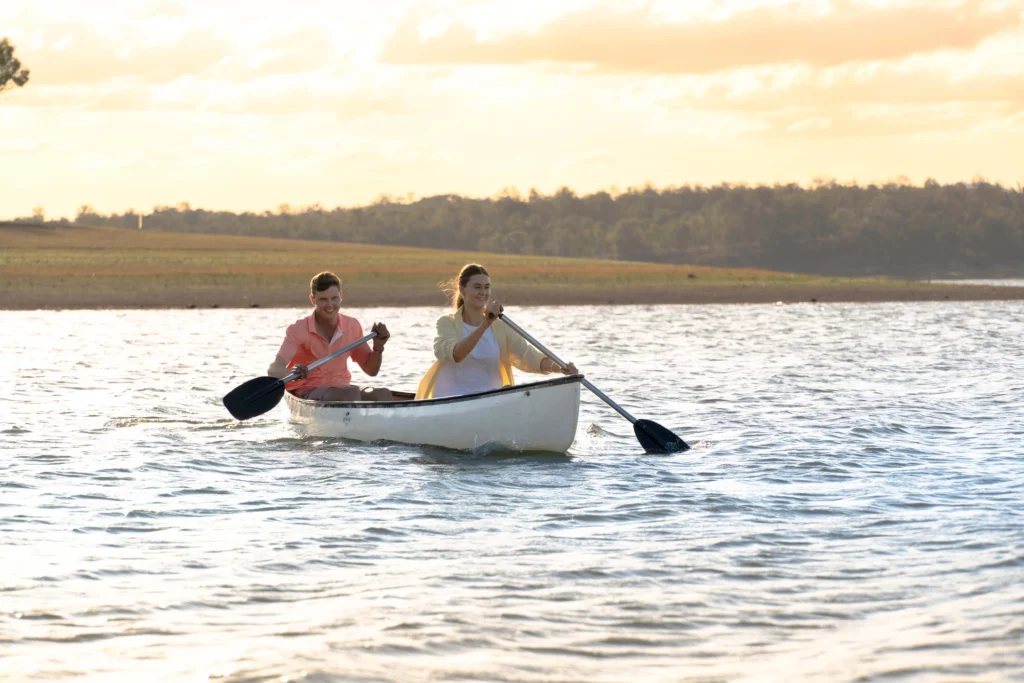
[284,375,583,453]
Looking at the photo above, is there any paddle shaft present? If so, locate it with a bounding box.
[280,331,377,383]
[498,314,639,425]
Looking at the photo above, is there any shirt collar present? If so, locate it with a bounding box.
[306,312,344,344]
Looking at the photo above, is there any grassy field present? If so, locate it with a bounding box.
[2,223,1022,309]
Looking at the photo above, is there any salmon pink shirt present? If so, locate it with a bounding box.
[277,312,371,393]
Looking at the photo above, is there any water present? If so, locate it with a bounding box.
[2,303,1022,682]
[930,278,1024,288]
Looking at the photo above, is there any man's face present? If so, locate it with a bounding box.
[311,285,341,318]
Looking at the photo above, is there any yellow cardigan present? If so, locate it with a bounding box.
[415,308,547,399]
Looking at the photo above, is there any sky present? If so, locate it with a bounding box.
[1,0,1022,219]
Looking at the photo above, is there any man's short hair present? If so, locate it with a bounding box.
[310,271,341,296]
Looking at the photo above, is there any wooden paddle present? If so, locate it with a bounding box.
[223,331,377,421]
[498,314,690,453]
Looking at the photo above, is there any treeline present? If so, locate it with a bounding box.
[31,180,1024,276]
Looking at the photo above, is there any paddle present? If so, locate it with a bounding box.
[222,331,377,421]
[498,314,690,453]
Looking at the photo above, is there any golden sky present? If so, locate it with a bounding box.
[1,0,1022,219]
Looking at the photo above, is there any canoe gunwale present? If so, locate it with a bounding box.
[285,374,584,410]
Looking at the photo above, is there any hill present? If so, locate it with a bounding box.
[57,180,1024,279]
[2,223,1022,310]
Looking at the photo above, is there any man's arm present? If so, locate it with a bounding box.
[357,347,384,376]
[270,323,309,379]
[268,355,290,379]
[354,322,390,376]
[269,355,309,380]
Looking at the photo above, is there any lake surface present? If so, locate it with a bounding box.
[2,303,1022,682]
[930,278,1024,288]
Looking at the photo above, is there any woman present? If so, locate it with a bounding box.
[416,264,578,399]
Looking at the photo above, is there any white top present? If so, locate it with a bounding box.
[432,322,503,398]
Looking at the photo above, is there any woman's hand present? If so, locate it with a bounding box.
[542,358,578,375]
[292,363,310,379]
[484,300,503,325]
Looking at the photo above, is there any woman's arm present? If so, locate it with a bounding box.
[433,316,460,362]
[452,323,490,363]
[451,302,502,363]
[505,326,578,375]
[506,329,545,373]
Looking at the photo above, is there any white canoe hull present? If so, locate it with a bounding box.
[284,375,582,453]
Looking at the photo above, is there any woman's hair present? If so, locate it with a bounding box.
[440,263,489,310]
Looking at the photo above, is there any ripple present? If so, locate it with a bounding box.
[2,303,1023,682]
[158,487,233,497]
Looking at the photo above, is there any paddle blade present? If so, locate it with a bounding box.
[223,376,286,421]
[634,419,690,453]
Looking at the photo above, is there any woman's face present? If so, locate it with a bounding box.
[460,274,491,311]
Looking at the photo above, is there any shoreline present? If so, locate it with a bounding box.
[4,224,1024,311]
[4,282,1024,310]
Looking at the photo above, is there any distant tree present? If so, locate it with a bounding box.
[75,205,104,226]
[0,38,30,96]
[55,181,1024,277]
[31,206,45,222]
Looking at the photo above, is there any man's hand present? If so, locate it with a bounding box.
[371,322,390,353]
[269,355,305,380]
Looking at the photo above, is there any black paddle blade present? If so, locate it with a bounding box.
[634,419,690,453]
[222,376,286,421]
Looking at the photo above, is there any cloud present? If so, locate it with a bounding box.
[3,83,156,110]
[142,1,188,19]
[0,138,56,156]
[554,151,618,174]
[765,102,1018,137]
[211,28,339,82]
[19,21,346,88]
[690,64,1024,111]
[18,23,230,85]
[86,88,165,111]
[643,54,1024,139]
[380,1,1023,74]
[6,78,410,119]
[203,86,408,117]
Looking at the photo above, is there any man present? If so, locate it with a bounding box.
[268,271,393,401]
